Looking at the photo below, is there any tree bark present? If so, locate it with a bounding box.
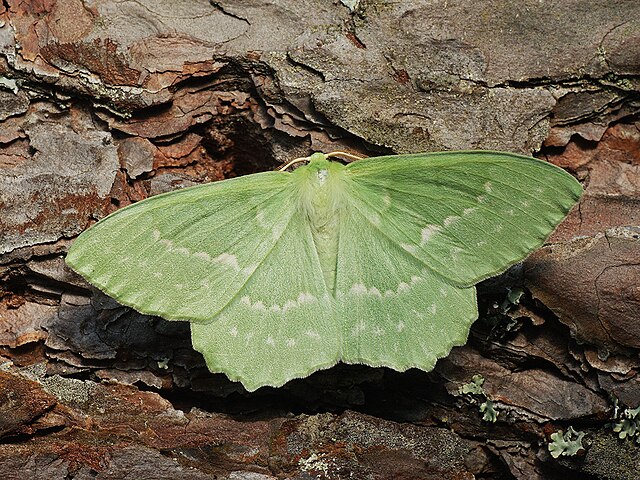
[1,1,639,479]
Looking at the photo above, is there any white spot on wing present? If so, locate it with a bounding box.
[401,243,417,254]
[396,321,405,332]
[317,169,328,184]
[350,283,368,295]
[278,300,298,312]
[349,284,383,297]
[286,338,296,347]
[367,212,381,226]
[382,271,428,298]
[421,225,441,245]
[352,320,367,336]
[484,181,493,193]
[271,220,287,240]
[95,274,113,285]
[266,336,275,346]
[463,207,477,216]
[444,216,459,226]
[383,194,391,206]
[152,229,161,240]
[256,209,270,229]
[285,300,299,311]
[305,330,321,340]
[298,292,315,303]
[194,251,210,261]
[240,292,318,312]
[214,253,240,271]
[242,263,258,275]
[80,264,95,274]
[229,326,238,337]
[176,247,189,255]
[159,239,173,248]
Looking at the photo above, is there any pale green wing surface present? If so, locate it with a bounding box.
[66,172,299,323]
[344,151,582,286]
[191,207,339,391]
[334,204,477,370]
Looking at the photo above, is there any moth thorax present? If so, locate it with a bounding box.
[302,168,341,292]
[317,169,329,184]
[302,167,341,225]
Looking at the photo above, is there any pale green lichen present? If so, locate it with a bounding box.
[340,0,359,11]
[157,357,170,370]
[480,400,498,423]
[459,374,485,395]
[0,76,18,94]
[485,288,527,339]
[612,402,640,443]
[458,375,498,423]
[548,426,586,458]
[505,287,524,306]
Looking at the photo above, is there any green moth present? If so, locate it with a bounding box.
[65,151,582,391]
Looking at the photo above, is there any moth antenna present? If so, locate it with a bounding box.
[277,151,365,171]
[277,156,310,172]
[326,151,366,162]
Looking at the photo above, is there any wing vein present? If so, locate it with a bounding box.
[342,193,453,276]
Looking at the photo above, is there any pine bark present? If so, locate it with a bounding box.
[1,1,639,479]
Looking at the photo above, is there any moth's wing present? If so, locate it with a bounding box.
[66,172,301,322]
[334,202,478,370]
[344,151,583,286]
[68,170,340,390]
[191,206,339,392]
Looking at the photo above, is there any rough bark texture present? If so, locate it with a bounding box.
[1,1,639,479]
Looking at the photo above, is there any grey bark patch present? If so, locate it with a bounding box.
[117,137,155,179]
[525,231,640,351]
[439,348,609,421]
[0,302,57,348]
[0,108,118,254]
[290,410,473,479]
[311,82,555,153]
[0,370,57,438]
[0,89,29,121]
[582,431,640,480]
[0,1,639,478]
